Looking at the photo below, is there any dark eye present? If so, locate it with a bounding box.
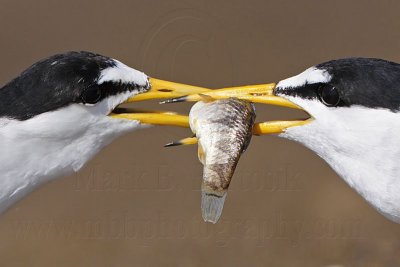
[318,84,340,107]
[81,85,102,104]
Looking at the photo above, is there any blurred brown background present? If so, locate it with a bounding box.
[1,0,400,266]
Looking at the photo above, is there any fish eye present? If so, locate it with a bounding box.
[318,84,340,107]
[81,85,102,104]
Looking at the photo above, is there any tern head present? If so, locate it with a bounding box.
[0,51,214,210]
[167,57,400,223]
[0,51,204,156]
[1,51,148,120]
[1,51,213,148]
[272,58,400,223]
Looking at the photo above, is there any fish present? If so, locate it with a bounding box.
[189,98,256,223]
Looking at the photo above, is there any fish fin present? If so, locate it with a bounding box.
[197,142,206,164]
[201,190,227,224]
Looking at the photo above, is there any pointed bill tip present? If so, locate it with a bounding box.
[159,96,188,104]
[164,137,198,147]
[164,142,181,147]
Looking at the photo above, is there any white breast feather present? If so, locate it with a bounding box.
[280,96,400,222]
[0,93,147,214]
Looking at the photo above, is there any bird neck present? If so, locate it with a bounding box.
[281,106,400,223]
[0,105,141,214]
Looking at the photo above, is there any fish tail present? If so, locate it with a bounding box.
[201,188,227,224]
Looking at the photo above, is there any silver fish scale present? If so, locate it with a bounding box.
[190,98,255,167]
[189,98,256,223]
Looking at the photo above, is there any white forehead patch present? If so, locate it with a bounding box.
[276,67,332,89]
[98,60,148,87]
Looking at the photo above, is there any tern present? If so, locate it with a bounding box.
[166,57,400,224]
[0,51,254,214]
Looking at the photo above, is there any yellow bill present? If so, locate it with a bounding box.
[109,77,210,127]
[161,83,300,109]
[125,78,211,102]
[161,119,314,147]
[110,77,311,136]
[110,112,190,127]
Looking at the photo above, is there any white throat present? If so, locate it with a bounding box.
[0,101,144,214]
[280,97,400,223]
